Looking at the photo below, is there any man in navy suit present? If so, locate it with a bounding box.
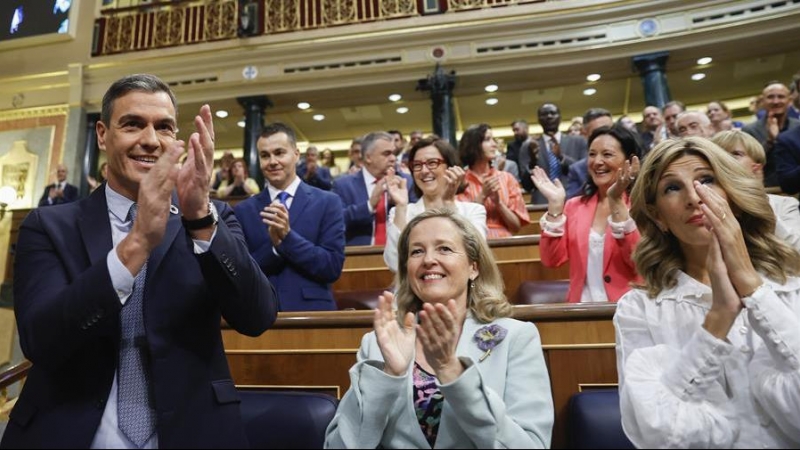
[2,74,278,448]
[37,163,79,206]
[333,131,417,246]
[234,123,345,311]
[776,125,800,195]
[295,145,333,191]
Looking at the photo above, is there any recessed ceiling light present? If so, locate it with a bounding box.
[586,73,601,82]
[313,114,325,121]
[697,57,713,65]
[484,84,499,93]
[396,107,409,114]
[297,102,311,110]
[485,98,499,106]
[388,94,402,102]
[583,88,597,96]
[691,73,706,81]
[237,120,246,128]
[215,110,229,119]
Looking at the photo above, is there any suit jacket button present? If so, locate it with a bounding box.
[604,275,612,283]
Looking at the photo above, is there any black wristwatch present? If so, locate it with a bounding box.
[181,201,219,230]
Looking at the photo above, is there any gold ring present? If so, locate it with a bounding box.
[721,212,727,220]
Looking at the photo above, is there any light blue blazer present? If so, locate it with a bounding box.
[324,316,554,449]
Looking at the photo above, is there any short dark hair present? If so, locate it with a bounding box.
[101,74,177,125]
[260,122,297,147]
[387,130,403,140]
[458,123,491,168]
[662,100,685,112]
[407,136,461,198]
[581,123,645,199]
[583,108,612,125]
[510,119,528,127]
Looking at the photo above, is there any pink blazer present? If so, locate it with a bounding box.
[540,194,640,303]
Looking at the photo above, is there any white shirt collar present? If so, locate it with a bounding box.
[105,184,135,223]
[266,175,301,201]
[362,169,377,186]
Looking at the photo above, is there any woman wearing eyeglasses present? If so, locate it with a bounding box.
[457,124,530,239]
[383,136,488,272]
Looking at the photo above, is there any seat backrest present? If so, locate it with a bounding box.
[514,280,569,304]
[567,389,635,449]
[238,390,338,449]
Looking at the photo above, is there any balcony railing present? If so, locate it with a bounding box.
[91,0,551,56]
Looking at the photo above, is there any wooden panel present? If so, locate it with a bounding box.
[0,309,15,367]
[518,206,545,236]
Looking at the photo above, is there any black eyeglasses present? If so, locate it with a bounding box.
[411,158,446,172]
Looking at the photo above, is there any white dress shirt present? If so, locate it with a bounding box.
[91,185,215,449]
[614,271,800,448]
[580,230,608,302]
[383,199,488,272]
[769,193,800,253]
[266,176,301,210]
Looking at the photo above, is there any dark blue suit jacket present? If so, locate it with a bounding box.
[332,170,417,246]
[234,182,345,311]
[566,158,589,200]
[37,182,79,207]
[296,163,333,191]
[776,126,800,195]
[2,187,278,449]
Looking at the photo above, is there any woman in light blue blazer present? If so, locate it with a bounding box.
[325,209,554,449]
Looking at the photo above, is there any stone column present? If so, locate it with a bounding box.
[80,113,100,197]
[417,65,457,147]
[632,52,671,109]
[236,95,272,188]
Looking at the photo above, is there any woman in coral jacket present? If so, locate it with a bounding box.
[531,124,643,303]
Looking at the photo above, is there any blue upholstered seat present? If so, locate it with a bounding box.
[567,389,635,449]
[238,390,338,449]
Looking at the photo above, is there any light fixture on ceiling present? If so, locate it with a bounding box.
[697,57,713,65]
[691,73,706,81]
[586,73,601,82]
[484,84,499,93]
[485,98,499,106]
[583,88,597,96]
[297,102,311,110]
[388,94,402,102]
[313,114,325,121]
[396,107,409,114]
[237,120,246,128]
[215,110,229,119]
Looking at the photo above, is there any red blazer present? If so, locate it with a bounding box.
[540,194,640,303]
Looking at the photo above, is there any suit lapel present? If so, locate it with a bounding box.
[289,183,311,229]
[146,192,182,277]
[78,187,113,265]
[356,170,369,203]
[576,195,597,275]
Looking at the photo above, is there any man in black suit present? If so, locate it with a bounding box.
[519,103,588,204]
[2,74,278,448]
[776,126,800,195]
[37,163,79,206]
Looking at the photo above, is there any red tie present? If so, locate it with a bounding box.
[373,180,387,246]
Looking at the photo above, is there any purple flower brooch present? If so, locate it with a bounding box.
[473,324,508,362]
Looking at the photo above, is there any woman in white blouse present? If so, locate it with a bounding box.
[616,137,800,448]
[383,136,487,272]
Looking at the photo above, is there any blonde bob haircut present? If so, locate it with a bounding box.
[711,129,766,165]
[395,208,512,323]
[631,137,800,298]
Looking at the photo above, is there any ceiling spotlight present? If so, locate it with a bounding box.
[485,98,499,106]
[484,84,499,93]
[697,57,713,65]
[237,120,246,128]
[215,110,229,119]
[586,73,601,82]
[691,73,706,81]
[388,94,402,102]
[297,102,311,110]
[396,107,409,114]
[583,88,597,96]
[313,114,325,121]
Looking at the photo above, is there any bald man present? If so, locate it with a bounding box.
[676,111,715,138]
[38,164,79,207]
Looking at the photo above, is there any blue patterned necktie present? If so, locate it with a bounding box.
[118,203,156,448]
[276,191,290,206]
[547,136,561,181]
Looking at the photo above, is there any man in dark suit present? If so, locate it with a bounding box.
[295,145,333,191]
[743,81,800,187]
[2,74,278,448]
[235,123,345,311]
[333,131,417,246]
[37,163,79,206]
[775,125,800,195]
[519,103,588,204]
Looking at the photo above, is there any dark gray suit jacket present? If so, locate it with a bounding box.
[742,117,800,187]
[519,134,587,204]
